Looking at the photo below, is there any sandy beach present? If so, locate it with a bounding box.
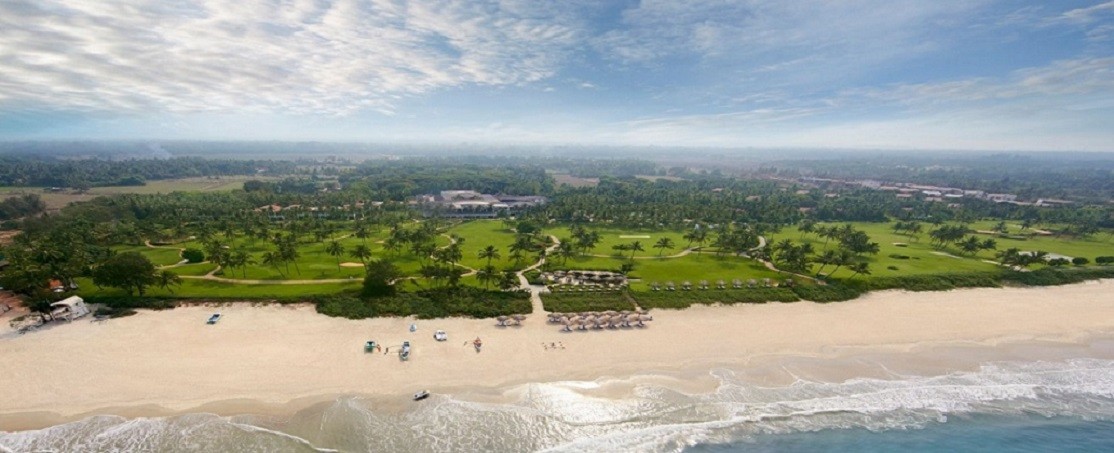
[2,281,1114,431]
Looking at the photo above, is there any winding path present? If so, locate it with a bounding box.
[516,235,560,315]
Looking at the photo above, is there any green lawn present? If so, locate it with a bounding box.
[113,245,183,266]
[964,220,1114,261]
[74,277,360,299]
[168,262,218,276]
[628,253,788,290]
[770,221,1114,280]
[448,220,530,271]
[544,226,692,258]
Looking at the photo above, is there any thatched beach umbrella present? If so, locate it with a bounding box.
[512,314,527,325]
[496,315,509,326]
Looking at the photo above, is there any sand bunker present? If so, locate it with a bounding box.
[619,235,651,239]
[339,262,365,267]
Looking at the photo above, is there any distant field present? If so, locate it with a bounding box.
[551,173,599,188]
[0,176,272,210]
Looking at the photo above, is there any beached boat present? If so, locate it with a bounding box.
[399,341,411,361]
[433,330,447,341]
[412,390,430,401]
[207,313,221,324]
[364,340,378,352]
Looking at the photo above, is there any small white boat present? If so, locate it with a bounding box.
[413,390,430,401]
[433,330,447,341]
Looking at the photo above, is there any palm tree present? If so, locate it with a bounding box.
[653,237,675,256]
[280,242,301,275]
[797,219,816,239]
[156,270,182,293]
[230,250,253,278]
[556,240,575,264]
[354,224,370,244]
[326,241,345,269]
[350,244,373,265]
[847,262,872,279]
[476,265,498,289]
[262,250,286,278]
[628,241,644,259]
[478,245,501,266]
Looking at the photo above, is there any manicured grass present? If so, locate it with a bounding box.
[544,226,693,258]
[546,253,629,272]
[771,222,1000,279]
[448,220,530,271]
[771,221,1114,280]
[74,277,360,299]
[168,262,218,276]
[964,220,1114,261]
[627,253,788,291]
[113,245,183,266]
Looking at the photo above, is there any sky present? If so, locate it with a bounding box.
[1,0,1112,151]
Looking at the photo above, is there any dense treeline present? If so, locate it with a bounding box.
[0,156,298,188]
[341,160,555,199]
[761,154,1114,202]
[0,194,46,221]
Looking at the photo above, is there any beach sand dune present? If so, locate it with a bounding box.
[1,281,1113,429]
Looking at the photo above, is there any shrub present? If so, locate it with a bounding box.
[1047,258,1070,267]
[791,284,864,302]
[316,287,531,320]
[182,248,205,263]
[1072,257,1090,266]
[865,272,1000,292]
[543,291,635,313]
[632,288,798,309]
[1001,267,1114,286]
[1096,256,1114,265]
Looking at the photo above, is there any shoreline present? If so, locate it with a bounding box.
[2,280,1113,431]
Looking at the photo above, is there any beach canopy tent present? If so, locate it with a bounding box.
[50,296,90,321]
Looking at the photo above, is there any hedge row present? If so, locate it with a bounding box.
[631,287,799,309]
[315,287,532,320]
[541,291,636,313]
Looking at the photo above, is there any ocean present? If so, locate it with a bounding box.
[3,357,1113,452]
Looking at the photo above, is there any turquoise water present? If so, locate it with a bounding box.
[689,416,1114,452]
[3,357,1114,452]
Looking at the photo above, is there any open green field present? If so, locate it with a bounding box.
[768,221,1114,280]
[628,253,789,290]
[0,176,271,210]
[544,226,692,258]
[447,220,530,271]
[541,225,794,290]
[113,245,184,266]
[74,277,360,299]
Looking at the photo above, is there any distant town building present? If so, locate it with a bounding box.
[419,190,546,218]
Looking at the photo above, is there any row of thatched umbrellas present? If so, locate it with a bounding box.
[495,314,528,326]
[546,310,653,331]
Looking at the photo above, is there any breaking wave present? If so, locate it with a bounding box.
[3,358,1114,452]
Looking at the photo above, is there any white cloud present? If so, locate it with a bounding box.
[602,57,1114,151]
[0,0,586,115]
[594,1,988,71]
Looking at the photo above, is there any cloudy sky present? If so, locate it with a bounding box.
[1,0,1112,151]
